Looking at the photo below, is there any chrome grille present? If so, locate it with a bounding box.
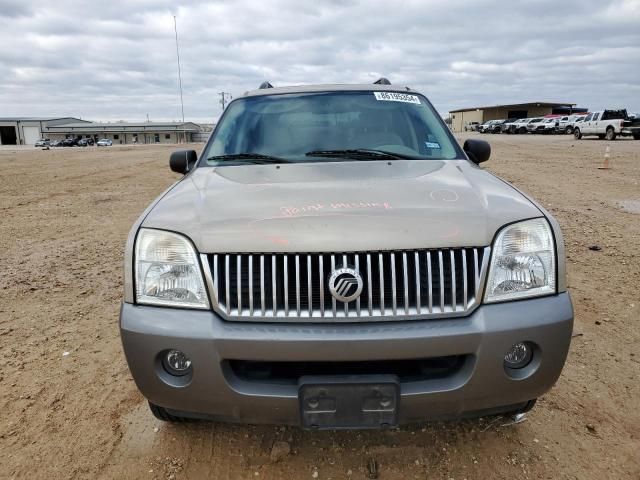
[202,248,490,322]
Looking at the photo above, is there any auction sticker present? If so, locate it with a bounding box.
[373,91,421,104]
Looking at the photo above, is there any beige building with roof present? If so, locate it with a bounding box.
[43,121,204,144]
[449,102,583,132]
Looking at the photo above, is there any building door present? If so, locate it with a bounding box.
[22,126,41,145]
[507,110,528,119]
[0,126,18,145]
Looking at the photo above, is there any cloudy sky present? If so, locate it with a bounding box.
[1,0,639,123]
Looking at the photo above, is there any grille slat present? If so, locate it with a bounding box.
[450,250,456,312]
[462,249,468,310]
[366,254,373,316]
[260,255,265,315]
[414,252,421,314]
[378,253,385,314]
[438,251,445,312]
[427,251,433,313]
[271,256,277,316]
[295,255,301,317]
[331,255,337,317]
[402,253,409,315]
[284,255,289,317]
[355,254,361,317]
[236,255,242,314]
[207,247,488,322]
[390,253,397,315]
[342,255,349,316]
[225,255,231,315]
[213,254,219,303]
[319,255,325,317]
[307,255,312,317]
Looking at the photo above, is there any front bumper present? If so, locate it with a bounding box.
[120,293,573,425]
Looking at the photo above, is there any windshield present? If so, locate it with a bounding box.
[202,91,462,165]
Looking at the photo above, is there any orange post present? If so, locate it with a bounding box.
[598,145,611,170]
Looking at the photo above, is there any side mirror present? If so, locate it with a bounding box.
[170,150,198,174]
[463,139,491,164]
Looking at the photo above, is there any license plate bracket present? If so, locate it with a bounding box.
[298,375,399,430]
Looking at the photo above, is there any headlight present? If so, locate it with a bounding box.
[135,229,209,309]
[484,218,556,303]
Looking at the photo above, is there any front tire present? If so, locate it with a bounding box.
[634,134,640,140]
[574,128,582,139]
[565,126,573,134]
[514,398,537,415]
[605,128,616,141]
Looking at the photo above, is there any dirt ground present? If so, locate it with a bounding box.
[1,134,639,480]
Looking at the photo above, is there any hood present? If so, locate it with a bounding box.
[142,160,541,253]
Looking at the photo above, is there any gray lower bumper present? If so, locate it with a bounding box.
[120,293,573,425]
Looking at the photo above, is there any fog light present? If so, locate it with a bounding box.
[163,349,192,376]
[504,342,532,369]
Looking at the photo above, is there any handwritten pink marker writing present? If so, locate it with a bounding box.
[280,202,392,217]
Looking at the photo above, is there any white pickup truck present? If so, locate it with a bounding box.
[573,110,640,140]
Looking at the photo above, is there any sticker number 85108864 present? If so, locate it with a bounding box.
[373,92,421,104]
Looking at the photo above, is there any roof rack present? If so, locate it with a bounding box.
[259,81,274,89]
[373,77,391,85]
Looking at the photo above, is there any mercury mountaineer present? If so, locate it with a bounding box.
[120,80,573,429]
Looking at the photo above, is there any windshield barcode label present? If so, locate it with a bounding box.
[373,92,421,104]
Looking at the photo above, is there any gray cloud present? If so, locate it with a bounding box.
[0,0,638,122]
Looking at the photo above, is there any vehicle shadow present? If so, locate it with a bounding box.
[99,401,535,479]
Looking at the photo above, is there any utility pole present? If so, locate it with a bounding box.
[174,15,186,142]
[219,92,232,111]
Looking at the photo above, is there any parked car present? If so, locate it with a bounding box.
[500,118,522,134]
[61,137,80,147]
[50,140,63,147]
[477,120,494,133]
[479,120,503,133]
[97,139,113,147]
[78,138,95,147]
[565,116,586,135]
[537,118,559,134]
[464,121,480,132]
[512,118,533,134]
[556,115,586,134]
[490,119,506,133]
[574,109,640,140]
[120,81,573,427]
[526,118,545,133]
[34,139,50,147]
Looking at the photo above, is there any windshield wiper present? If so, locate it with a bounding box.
[207,153,292,164]
[305,149,411,160]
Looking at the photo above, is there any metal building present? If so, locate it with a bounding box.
[449,102,587,132]
[43,121,204,145]
[0,117,89,145]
